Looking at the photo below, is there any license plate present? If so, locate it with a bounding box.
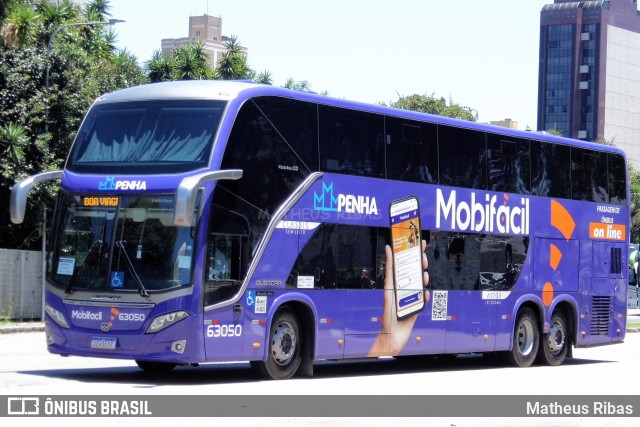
[90,336,117,350]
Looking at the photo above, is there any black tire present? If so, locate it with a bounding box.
[537,311,569,366]
[504,307,539,367]
[135,360,177,373]
[253,308,301,380]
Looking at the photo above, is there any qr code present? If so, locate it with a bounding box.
[431,290,448,320]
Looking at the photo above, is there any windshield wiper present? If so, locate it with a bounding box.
[115,240,150,298]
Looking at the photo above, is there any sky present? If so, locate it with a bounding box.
[107,0,552,130]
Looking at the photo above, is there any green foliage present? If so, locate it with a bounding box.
[214,35,252,80]
[630,165,640,244]
[284,78,311,91]
[172,41,214,80]
[1,0,42,46]
[390,93,478,121]
[255,70,273,85]
[0,0,145,249]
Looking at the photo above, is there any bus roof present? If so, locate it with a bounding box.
[95,80,626,158]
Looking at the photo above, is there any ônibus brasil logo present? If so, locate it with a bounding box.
[313,182,378,215]
[436,188,530,235]
[99,177,146,191]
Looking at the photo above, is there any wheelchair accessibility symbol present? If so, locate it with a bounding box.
[111,271,124,288]
[246,291,255,306]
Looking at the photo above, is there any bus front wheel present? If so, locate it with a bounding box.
[537,311,568,366]
[253,308,301,380]
[504,307,539,367]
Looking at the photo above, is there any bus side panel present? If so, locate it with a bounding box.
[203,306,244,362]
[443,291,496,353]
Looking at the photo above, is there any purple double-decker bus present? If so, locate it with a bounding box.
[11,80,629,379]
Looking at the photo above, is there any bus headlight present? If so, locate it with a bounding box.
[45,303,69,329]
[146,311,189,333]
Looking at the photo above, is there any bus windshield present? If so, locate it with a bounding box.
[48,192,194,293]
[66,100,226,174]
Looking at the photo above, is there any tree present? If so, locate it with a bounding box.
[1,1,42,47]
[146,49,174,83]
[172,41,213,80]
[284,78,312,91]
[255,70,273,85]
[390,93,478,121]
[630,166,640,244]
[215,35,252,80]
[0,0,145,249]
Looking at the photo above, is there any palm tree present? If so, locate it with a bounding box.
[0,122,28,165]
[145,49,174,82]
[172,42,213,80]
[255,70,273,85]
[215,35,251,80]
[1,2,42,47]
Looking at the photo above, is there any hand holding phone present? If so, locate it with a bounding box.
[390,196,425,319]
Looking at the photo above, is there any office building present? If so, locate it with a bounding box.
[538,0,640,169]
[161,15,247,70]
[490,118,519,129]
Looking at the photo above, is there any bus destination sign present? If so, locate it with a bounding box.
[82,196,119,207]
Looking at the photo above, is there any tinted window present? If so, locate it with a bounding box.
[253,96,319,171]
[287,224,389,290]
[608,153,627,205]
[319,105,385,177]
[530,140,571,198]
[487,135,530,194]
[427,231,527,291]
[385,116,438,183]
[438,125,487,189]
[218,100,311,264]
[571,147,608,202]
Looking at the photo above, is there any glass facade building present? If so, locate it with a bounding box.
[538,0,640,169]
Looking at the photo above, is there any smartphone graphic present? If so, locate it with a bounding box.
[390,196,424,320]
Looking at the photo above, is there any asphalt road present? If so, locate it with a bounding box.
[1,326,640,427]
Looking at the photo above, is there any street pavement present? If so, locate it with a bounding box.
[2,308,640,334]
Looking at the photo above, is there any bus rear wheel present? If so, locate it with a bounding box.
[135,360,177,373]
[537,311,568,366]
[504,307,539,367]
[253,308,301,380]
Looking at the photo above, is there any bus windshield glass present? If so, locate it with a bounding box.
[48,192,194,293]
[66,100,226,174]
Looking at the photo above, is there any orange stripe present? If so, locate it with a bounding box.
[549,244,562,271]
[551,200,575,240]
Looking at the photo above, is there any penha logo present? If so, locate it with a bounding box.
[314,182,339,212]
[99,177,146,191]
[313,182,378,215]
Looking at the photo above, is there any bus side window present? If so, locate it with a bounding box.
[438,125,487,190]
[487,135,531,194]
[571,147,608,203]
[287,224,385,290]
[608,153,627,205]
[531,140,571,198]
[385,116,438,184]
[319,105,385,178]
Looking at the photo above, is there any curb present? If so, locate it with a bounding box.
[0,324,45,334]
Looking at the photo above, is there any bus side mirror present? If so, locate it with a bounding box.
[174,169,243,227]
[10,170,63,224]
